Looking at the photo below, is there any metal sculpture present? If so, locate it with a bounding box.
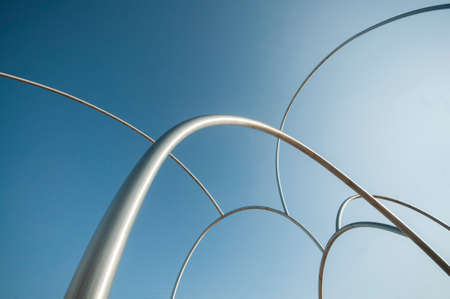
[63,114,448,298]
[318,222,404,299]
[0,72,223,216]
[1,3,449,299]
[275,3,450,216]
[170,205,324,299]
[336,195,449,232]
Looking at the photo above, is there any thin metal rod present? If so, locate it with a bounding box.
[0,72,224,216]
[171,205,323,299]
[336,194,450,232]
[66,114,449,299]
[275,4,450,217]
[318,222,404,299]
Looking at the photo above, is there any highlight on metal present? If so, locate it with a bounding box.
[0,72,223,216]
[64,114,449,299]
[2,3,449,299]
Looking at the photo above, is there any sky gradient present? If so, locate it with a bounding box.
[1,1,449,298]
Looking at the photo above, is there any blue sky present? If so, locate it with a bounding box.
[1,1,449,298]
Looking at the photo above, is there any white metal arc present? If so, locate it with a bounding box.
[171,205,324,299]
[336,194,450,232]
[0,72,224,216]
[275,3,450,217]
[318,222,404,299]
[66,114,449,299]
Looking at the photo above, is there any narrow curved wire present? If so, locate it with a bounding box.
[0,72,224,216]
[171,205,324,299]
[275,4,450,216]
[318,222,405,299]
[336,194,450,232]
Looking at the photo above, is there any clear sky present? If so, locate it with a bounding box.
[0,1,449,298]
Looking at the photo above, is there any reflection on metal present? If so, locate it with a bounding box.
[65,115,449,298]
[336,194,450,232]
[275,3,450,217]
[318,222,404,299]
[64,115,330,299]
[171,205,323,299]
[0,72,224,216]
[2,3,448,299]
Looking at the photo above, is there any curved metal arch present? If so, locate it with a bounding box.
[318,222,405,299]
[0,72,224,216]
[66,114,449,299]
[336,194,450,232]
[275,4,450,216]
[171,205,324,299]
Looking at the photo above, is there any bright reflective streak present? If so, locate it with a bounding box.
[0,72,224,216]
[66,115,449,299]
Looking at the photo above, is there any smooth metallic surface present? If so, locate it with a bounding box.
[66,114,449,299]
[336,194,450,232]
[318,222,404,299]
[274,4,450,217]
[0,72,224,216]
[171,205,323,299]
[3,4,448,298]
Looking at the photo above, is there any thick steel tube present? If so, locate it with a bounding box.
[65,114,449,299]
[0,72,224,216]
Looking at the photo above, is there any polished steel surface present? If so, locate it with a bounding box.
[64,115,323,298]
[336,194,450,232]
[318,222,404,299]
[66,114,449,299]
[274,3,450,217]
[171,205,323,299]
[4,4,449,298]
[0,72,224,216]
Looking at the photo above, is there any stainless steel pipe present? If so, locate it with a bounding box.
[65,114,449,299]
[0,72,224,216]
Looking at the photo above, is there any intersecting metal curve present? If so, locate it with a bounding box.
[171,205,324,299]
[65,114,449,299]
[275,3,450,216]
[0,72,224,216]
[336,194,450,232]
[318,222,404,299]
